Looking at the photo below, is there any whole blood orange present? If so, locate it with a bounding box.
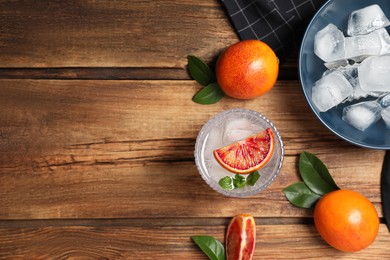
[314,189,379,252]
[214,128,274,174]
[216,40,279,99]
[226,214,256,260]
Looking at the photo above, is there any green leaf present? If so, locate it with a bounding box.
[246,171,260,186]
[219,176,234,190]
[283,182,322,208]
[299,151,339,196]
[192,82,224,104]
[233,174,246,189]
[187,55,216,86]
[191,235,225,260]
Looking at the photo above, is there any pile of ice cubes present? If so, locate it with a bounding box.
[312,4,390,131]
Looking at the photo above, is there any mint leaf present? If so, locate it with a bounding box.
[187,55,216,86]
[192,235,225,260]
[283,182,322,208]
[233,174,246,189]
[192,82,224,104]
[246,171,260,186]
[219,176,234,190]
[220,173,259,190]
[299,151,339,196]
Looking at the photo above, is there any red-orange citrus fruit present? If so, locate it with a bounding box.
[314,189,379,252]
[226,214,256,260]
[214,128,274,174]
[216,39,279,99]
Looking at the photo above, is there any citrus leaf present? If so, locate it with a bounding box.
[192,82,224,104]
[187,55,216,86]
[246,171,260,186]
[191,235,225,260]
[219,176,234,191]
[299,151,339,196]
[233,174,246,189]
[283,182,322,208]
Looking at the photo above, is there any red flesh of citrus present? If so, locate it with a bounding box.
[213,128,274,174]
[226,214,256,260]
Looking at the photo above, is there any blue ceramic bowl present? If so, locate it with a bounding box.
[299,0,390,149]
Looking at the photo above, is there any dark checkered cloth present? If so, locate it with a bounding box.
[221,0,326,61]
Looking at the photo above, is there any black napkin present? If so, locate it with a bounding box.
[221,0,326,61]
[381,151,390,231]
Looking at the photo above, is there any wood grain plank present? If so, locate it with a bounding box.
[0,79,384,219]
[0,0,237,68]
[0,224,389,259]
[0,0,298,80]
[0,67,189,80]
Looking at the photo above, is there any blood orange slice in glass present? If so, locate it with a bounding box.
[226,214,256,260]
[213,128,274,174]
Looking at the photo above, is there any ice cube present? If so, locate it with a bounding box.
[314,24,345,62]
[338,65,379,100]
[222,118,260,144]
[381,106,390,128]
[358,55,390,92]
[347,4,390,36]
[344,28,390,58]
[322,66,362,100]
[338,66,366,101]
[324,59,350,69]
[339,66,359,88]
[311,70,353,112]
[342,101,382,131]
[322,65,383,101]
[378,93,390,108]
[204,124,224,161]
[324,55,378,69]
[378,28,390,54]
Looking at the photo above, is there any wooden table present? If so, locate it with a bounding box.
[0,1,389,259]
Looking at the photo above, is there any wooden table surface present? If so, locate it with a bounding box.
[0,1,389,259]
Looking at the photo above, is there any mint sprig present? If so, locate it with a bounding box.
[283,151,340,208]
[246,171,260,186]
[233,174,246,189]
[187,55,224,104]
[218,176,235,191]
[219,171,260,190]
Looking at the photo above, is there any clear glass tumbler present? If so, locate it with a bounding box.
[194,108,284,197]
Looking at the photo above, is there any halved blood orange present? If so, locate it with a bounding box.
[226,214,256,260]
[214,128,274,174]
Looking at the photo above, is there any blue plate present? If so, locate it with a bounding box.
[299,0,390,149]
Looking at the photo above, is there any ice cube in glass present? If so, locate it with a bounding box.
[222,118,261,144]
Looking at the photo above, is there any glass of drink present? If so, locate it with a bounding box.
[194,108,284,197]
